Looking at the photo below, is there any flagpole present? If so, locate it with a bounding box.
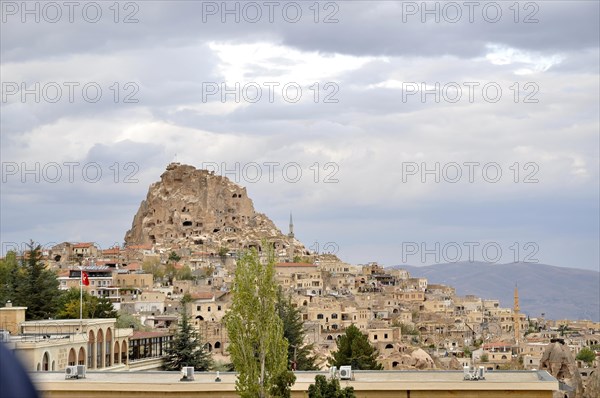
[80,266,83,323]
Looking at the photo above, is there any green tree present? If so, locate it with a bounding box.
[176,265,194,280]
[276,288,318,370]
[165,263,177,285]
[576,347,596,365]
[218,246,229,257]
[56,288,117,319]
[91,297,118,318]
[14,243,60,320]
[463,347,472,357]
[224,245,294,398]
[163,295,212,371]
[168,251,181,262]
[0,251,20,305]
[56,288,92,318]
[307,375,356,398]
[269,370,296,398]
[142,258,164,281]
[558,324,570,336]
[116,312,149,331]
[329,324,382,370]
[480,354,489,363]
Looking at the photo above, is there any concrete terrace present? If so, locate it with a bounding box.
[32,370,559,398]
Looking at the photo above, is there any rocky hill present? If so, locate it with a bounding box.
[125,163,307,257]
[394,262,599,321]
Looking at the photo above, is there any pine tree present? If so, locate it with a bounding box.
[224,244,294,398]
[329,324,382,370]
[163,295,212,371]
[14,243,60,320]
[276,287,318,370]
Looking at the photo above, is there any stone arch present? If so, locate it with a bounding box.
[68,348,77,366]
[385,344,394,349]
[42,352,50,371]
[327,335,333,340]
[121,341,128,364]
[78,347,85,366]
[114,341,120,365]
[105,327,113,367]
[196,315,204,321]
[205,342,212,352]
[88,330,96,368]
[96,328,104,368]
[214,341,221,349]
[392,361,399,368]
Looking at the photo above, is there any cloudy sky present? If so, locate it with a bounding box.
[1,1,598,271]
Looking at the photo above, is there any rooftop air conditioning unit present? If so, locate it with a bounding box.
[478,366,485,380]
[339,366,352,380]
[329,366,337,379]
[463,365,471,380]
[180,366,194,381]
[65,366,79,380]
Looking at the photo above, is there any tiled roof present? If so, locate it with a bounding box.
[72,242,95,248]
[191,292,214,300]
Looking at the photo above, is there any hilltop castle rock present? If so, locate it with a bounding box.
[125,163,307,256]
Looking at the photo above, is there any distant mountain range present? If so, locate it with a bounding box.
[390,262,599,322]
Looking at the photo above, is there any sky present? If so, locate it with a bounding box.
[1,1,598,271]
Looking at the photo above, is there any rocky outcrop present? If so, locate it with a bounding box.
[125,163,307,256]
[411,348,435,369]
[540,341,584,398]
[583,369,599,398]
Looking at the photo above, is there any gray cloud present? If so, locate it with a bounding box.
[1,1,598,270]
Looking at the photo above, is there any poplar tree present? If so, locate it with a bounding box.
[224,245,294,398]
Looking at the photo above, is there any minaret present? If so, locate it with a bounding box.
[287,212,294,262]
[288,212,294,239]
[513,284,521,345]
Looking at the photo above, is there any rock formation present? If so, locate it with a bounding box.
[125,163,307,257]
[539,341,584,398]
[410,348,435,369]
[583,369,599,398]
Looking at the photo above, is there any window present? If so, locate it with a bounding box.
[374,335,378,340]
[208,306,211,312]
[197,306,201,311]
[317,314,324,320]
[331,313,338,319]
[384,333,388,339]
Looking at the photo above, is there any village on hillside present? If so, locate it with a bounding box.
[1,164,599,397]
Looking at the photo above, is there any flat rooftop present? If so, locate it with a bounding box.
[32,370,558,392]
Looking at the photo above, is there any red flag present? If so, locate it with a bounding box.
[81,271,90,286]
